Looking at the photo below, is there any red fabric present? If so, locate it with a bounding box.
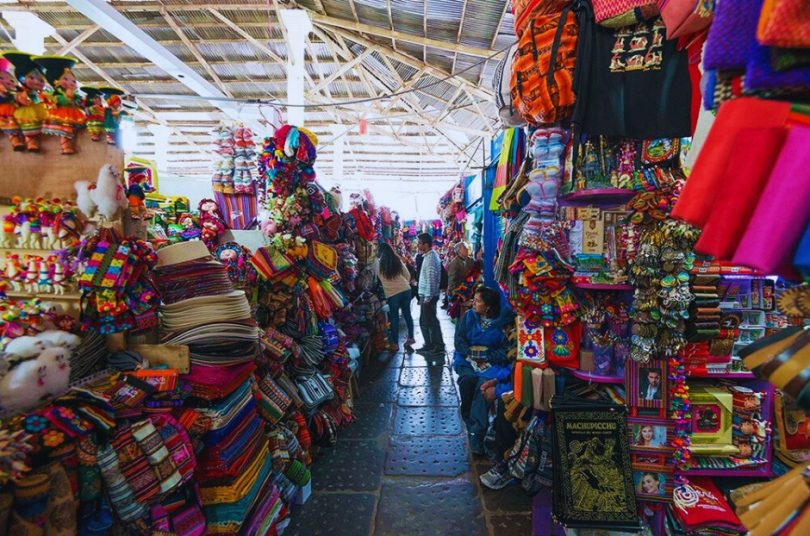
[684,34,705,135]
[350,208,375,241]
[695,127,788,259]
[671,97,791,227]
[672,477,744,531]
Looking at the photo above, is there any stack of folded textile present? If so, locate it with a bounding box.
[194,378,274,535]
[687,272,722,342]
[155,241,278,534]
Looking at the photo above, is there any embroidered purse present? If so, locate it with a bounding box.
[657,0,714,40]
[296,372,335,409]
[593,0,658,27]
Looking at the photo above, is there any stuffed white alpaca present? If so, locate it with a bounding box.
[4,336,51,360]
[39,346,71,397]
[0,346,71,412]
[0,358,49,412]
[90,165,128,220]
[74,180,95,217]
[36,330,80,351]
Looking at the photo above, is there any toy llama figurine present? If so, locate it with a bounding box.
[23,257,39,293]
[14,204,32,249]
[37,258,52,294]
[50,256,67,295]
[4,254,22,291]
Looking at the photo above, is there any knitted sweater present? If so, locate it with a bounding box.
[418,249,441,299]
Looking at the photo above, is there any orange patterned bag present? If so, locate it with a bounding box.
[510,7,579,126]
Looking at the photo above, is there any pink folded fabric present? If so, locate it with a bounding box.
[733,126,810,279]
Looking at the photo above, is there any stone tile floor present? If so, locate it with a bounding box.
[288,305,532,535]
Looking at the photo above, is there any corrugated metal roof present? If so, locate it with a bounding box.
[6,0,509,188]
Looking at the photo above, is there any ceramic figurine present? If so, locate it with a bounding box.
[38,200,56,249]
[35,55,86,155]
[3,51,48,152]
[50,255,67,295]
[103,87,125,145]
[1,212,15,248]
[23,256,39,293]
[81,86,106,142]
[27,208,42,250]
[0,57,23,150]
[37,258,51,293]
[4,254,21,291]
[14,200,34,249]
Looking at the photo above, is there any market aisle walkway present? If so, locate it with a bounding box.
[288,306,533,536]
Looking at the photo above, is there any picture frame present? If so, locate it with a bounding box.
[627,358,668,416]
[632,469,673,502]
[628,417,673,453]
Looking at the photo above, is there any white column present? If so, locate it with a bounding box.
[1,12,54,55]
[279,9,312,127]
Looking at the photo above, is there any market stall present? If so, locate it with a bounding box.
[478,1,810,534]
[0,63,390,532]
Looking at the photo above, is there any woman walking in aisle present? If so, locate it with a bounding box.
[378,243,416,352]
[453,286,515,455]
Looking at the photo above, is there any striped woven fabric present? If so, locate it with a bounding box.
[593,0,656,22]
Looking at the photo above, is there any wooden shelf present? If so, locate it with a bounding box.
[574,282,633,291]
[6,291,81,300]
[570,369,625,384]
[560,188,635,207]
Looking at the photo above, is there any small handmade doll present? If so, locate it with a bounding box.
[197,198,226,251]
[124,166,152,219]
[0,58,23,150]
[81,86,106,142]
[3,51,48,152]
[35,55,86,154]
[103,87,125,145]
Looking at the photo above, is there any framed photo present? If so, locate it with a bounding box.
[627,359,668,416]
[633,470,673,502]
[628,418,673,452]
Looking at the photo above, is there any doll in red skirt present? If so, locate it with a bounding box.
[35,55,87,154]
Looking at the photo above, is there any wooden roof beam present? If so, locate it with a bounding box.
[311,48,372,93]
[312,23,492,100]
[308,13,495,58]
[160,9,232,97]
[479,0,511,88]
[56,24,99,55]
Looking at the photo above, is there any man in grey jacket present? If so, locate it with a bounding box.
[416,233,445,356]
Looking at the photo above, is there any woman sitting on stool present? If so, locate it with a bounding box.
[453,285,514,455]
